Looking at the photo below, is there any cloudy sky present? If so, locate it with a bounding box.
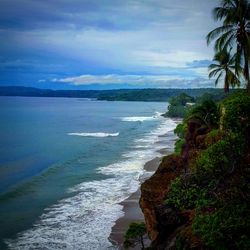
[0,0,219,90]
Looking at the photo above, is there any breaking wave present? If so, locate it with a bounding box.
[68,132,119,137]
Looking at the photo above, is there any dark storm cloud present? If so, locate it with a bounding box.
[0,0,209,31]
[0,0,219,88]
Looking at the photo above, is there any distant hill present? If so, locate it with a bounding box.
[0,86,228,102]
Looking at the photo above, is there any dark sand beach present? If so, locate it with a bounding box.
[109,126,179,248]
[109,157,162,247]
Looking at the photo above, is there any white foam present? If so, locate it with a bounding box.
[120,111,163,122]
[6,178,135,250]
[99,117,178,178]
[68,132,119,137]
[6,116,179,250]
[120,116,155,122]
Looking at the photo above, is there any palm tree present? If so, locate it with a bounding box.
[187,100,220,130]
[207,0,250,93]
[208,49,241,92]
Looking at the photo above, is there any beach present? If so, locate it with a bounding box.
[109,124,179,248]
[109,156,169,249]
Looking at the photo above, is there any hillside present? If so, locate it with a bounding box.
[140,90,250,249]
[0,86,227,102]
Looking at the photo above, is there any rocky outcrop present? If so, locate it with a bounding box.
[140,117,209,249]
[140,92,250,249]
[139,155,184,246]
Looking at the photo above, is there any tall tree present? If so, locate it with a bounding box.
[207,0,250,93]
[208,49,241,92]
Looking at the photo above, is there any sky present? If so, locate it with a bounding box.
[0,0,220,90]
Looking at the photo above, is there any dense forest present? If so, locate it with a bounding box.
[0,86,228,102]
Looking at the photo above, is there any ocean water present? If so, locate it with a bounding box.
[0,96,177,249]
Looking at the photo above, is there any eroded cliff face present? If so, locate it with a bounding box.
[139,155,184,247]
[140,93,250,249]
[140,120,208,249]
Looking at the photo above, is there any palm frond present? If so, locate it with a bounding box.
[206,25,234,45]
[213,7,229,21]
[209,68,222,79]
[208,63,220,70]
[215,71,223,86]
[214,31,235,51]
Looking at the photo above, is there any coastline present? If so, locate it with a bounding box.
[109,157,161,248]
[109,120,180,248]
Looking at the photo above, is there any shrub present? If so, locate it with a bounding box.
[195,132,245,180]
[167,105,189,118]
[165,177,212,210]
[169,93,194,106]
[187,100,220,130]
[193,202,250,249]
[174,123,187,139]
[220,91,250,135]
[165,93,194,118]
[124,222,147,249]
[174,139,185,155]
[204,129,224,146]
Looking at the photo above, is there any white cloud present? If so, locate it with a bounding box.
[133,50,207,68]
[52,74,179,85]
[52,74,213,88]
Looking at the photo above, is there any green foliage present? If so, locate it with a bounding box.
[166,105,190,118]
[187,100,220,129]
[97,88,226,102]
[165,177,212,210]
[208,49,241,92]
[195,92,229,104]
[174,139,185,155]
[124,222,146,249]
[169,93,195,106]
[174,123,187,139]
[193,202,250,249]
[164,91,249,248]
[195,132,245,179]
[204,129,222,146]
[165,93,195,118]
[206,0,250,92]
[175,237,186,250]
[221,91,250,134]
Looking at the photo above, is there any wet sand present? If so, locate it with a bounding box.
[109,125,180,248]
[109,157,161,248]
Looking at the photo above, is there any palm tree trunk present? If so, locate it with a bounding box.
[245,60,250,95]
[224,69,229,93]
[244,49,250,95]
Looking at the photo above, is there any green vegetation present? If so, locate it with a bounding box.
[163,93,194,118]
[208,49,241,92]
[220,90,250,133]
[140,1,250,249]
[164,91,230,118]
[193,202,250,249]
[168,93,195,106]
[174,139,185,155]
[124,222,147,249]
[165,176,211,210]
[164,90,250,249]
[174,123,187,139]
[187,99,220,130]
[207,0,250,93]
[0,86,228,102]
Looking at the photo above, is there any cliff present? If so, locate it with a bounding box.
[140,91,250,249]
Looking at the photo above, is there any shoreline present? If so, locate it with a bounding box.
[109,157,162,248]
[109,121,180,248]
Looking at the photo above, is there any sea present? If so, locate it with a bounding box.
[0,96,177,250]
